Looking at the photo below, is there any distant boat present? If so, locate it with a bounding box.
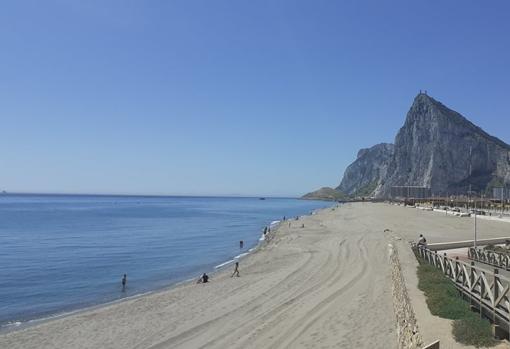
[259,197,266,200]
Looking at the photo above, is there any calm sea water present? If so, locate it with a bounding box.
[0,195,328,328]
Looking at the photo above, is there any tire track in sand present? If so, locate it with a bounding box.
[266,235,368,349]
[192,239,349,349]
[139,245,318,349]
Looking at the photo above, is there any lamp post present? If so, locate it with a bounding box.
[502,188,505,218]
[468,190,481,249]
[474,191,477,249]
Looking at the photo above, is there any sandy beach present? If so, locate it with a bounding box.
[3,202,510,349]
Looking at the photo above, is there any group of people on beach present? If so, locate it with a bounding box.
[196,222,281,286]
[122,222,285,290]
[120,260,241,289]
[197,261,240,284]
[121,230,427,290]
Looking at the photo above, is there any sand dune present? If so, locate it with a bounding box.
[3,202,510,349]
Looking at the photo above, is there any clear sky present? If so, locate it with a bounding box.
[1,1,509,197]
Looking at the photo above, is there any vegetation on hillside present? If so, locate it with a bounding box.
[302,187,351,201]
[352,181,378,198]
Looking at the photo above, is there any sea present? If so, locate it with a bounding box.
[0,194,329,330]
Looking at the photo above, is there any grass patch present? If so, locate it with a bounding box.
[415,253,496,347]
[453,314,496,348]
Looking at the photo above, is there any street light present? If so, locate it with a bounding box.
[474,192,477,249]
[469,189,478,249]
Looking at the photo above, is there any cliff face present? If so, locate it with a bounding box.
[337,143,394,196]
[332,93,510,198]
[377,94,510,197]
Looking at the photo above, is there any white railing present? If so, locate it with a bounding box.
[416,245,510,327]
[468,247,510,271]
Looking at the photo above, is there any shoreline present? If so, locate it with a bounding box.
[0,207,329,335]
[10,202,510,348]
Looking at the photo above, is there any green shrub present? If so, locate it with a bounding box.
[453,314,496,347]
[417,263,471,319]
[414,252,497,347]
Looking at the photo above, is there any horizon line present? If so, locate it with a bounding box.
[0,191,300,199]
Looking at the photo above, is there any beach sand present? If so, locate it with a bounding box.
[2,202,510,349]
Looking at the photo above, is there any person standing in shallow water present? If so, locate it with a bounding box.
[121,274,127,291]
[239,240,244,249]
[231,262,240,277]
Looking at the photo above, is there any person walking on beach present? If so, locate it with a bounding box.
[197,273,209,284]
[121,274,127,291]
[231,262,240,277]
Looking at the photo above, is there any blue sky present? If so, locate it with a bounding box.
[1,1,509,196]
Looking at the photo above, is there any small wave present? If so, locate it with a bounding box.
[215,259,235,269]
[234,252,249,260]
[1,321,21,330]
[270,220,280,226]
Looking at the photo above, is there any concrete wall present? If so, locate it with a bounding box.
[428,237,510,251]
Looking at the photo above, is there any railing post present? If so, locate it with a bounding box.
[470,261,475,308]
[494,268,499,324]
[455,256,460,282]
[480,269,485,319]
[444,253,448,277]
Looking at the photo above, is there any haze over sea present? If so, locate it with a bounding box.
[0,194,328,329]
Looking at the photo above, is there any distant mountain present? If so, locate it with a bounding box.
[302,187,349,201]
[304,93,510,199]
